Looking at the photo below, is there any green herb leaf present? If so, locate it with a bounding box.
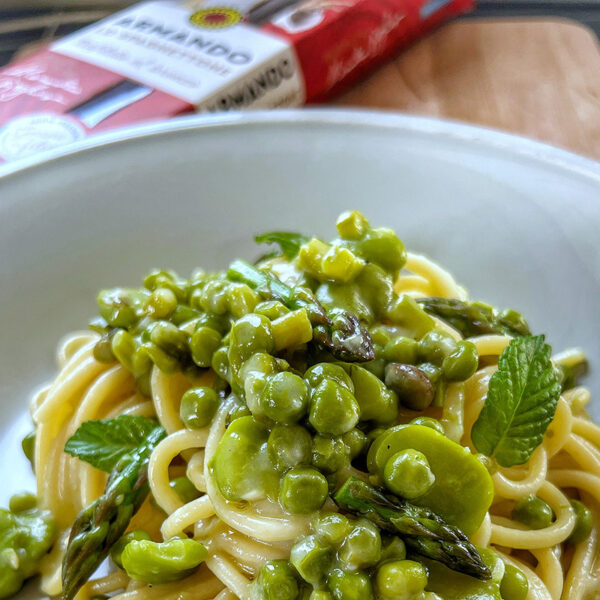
[254,232,310,260]
[417,298,531,338]
[471,335,561,467]
[64,415,164,472]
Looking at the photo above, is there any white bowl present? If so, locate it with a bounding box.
[1,109,599,513]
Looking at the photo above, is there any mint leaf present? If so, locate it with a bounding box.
[471,335,561,467]
[254,232,310,260]
[65,415,164,472]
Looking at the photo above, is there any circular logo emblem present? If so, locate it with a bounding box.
[189,7,243,29]
[0,114,85,161]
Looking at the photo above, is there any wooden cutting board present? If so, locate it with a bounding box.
[332,18,600,161]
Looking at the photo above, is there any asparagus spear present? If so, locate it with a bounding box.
[61,426,166,600]
[227,260,375,362]
[334,477,491,581]
[417,297,530,338]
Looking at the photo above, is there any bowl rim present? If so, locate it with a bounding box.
[1,108,600,184]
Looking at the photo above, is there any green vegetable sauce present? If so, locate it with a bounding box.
[9,210,579,600]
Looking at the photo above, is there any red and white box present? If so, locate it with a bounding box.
[0,0,473,162]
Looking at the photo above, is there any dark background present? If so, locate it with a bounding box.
[1,0,600,67]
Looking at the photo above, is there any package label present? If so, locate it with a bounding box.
[53,1,304,107]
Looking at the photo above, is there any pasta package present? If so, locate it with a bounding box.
[0,0,473,162]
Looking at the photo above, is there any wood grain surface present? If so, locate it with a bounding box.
[333,18,600,160]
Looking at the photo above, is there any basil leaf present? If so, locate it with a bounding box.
[417,298,531,338]
[254,232,310,260]
[471,335,561,467]
[64,415,164,472]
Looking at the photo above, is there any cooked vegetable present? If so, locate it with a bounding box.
[511,496,554,530]
[334,478,491,580]
[374,559,428,600]
[60,425,166,600]
[368,425,494,535]
[252,559,299,600]
[417,298,531,338]
[566,500,593,544]
[179,387,219,429]
[0,499,56,599]
[279,467,329,514]
[500,565,529,600]
[227,260,375,362]
[383,449,436,500]
[121,538,207,583]
[471,335,561,468]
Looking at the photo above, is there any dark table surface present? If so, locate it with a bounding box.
[1,1,600,67]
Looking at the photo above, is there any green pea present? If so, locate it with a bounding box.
[254,560,299,600]
[310,591,333,600]
[267,425,312,471]
[374,560,428,600]
[338,518,381,570]
[348,365,398,425]
[384,449,435,499]
[342,429,368,459]
[228,314,274,372]
[418,331,458,366]
[280,467,329,514]
[312,435,349,474]
[409,417,445,435]
[226,283,259,319]
[145,288,178,319]
[121,538,207,583]
[309,380,360,436]
[512,495,554,530]
[97,288,141,328]
[260,372,310,424]
[21,431,35,467]
[195,312,229,335]
[8,492,37,513]
[354,227,406,276]
[384,363,434,411]
[93,332,116,363]
[143,269,185,298]
[336,210,369,240]
[170,305,200,326]
[500,564,529,600]
[254,300,290,321]
[384,336,418,365]
[567,499,594,544]
[312,513,351,546]
[380,536,407,562]
[180,387,218,429]
[327,568,374,600]
[190,327,221,368]
[110,530,152,568]
[442,340,479,381]
[111,329,137,371]
[150,320,188,357]
[304,363,354,393]
[290,534,334,586]
[169,477,201,504]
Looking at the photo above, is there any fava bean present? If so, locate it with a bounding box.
[110,530,152,569]
[290,535,334,586]
[121,538,207,584]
